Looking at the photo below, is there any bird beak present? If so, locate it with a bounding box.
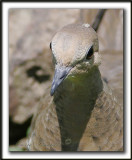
[50,65,72,96]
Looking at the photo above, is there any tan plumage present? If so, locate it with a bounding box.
[28,23,123,151]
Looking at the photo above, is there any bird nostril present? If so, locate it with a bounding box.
[60,71,67,79]
[60,75,65,79]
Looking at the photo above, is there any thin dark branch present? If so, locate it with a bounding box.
[92,9,107,31]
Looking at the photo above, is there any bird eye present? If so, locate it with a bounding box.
[50,42,52,50]
[86,46,94,60]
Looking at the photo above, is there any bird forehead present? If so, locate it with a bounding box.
[52,24,98,65]
[52,32,80,65]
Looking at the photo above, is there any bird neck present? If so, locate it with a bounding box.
[53,66,103,151]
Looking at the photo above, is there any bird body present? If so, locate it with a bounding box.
[28,23,123,151]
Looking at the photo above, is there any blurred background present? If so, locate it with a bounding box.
[9,9,123,151]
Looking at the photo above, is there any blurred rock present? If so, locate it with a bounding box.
[9,137,28,151]
[9,9,80,73]
[16,137,28,151]
[80,9,99,25]
[98,9,123,51]
[10,53,53,123]
[9,85,19,117]
[100,50,123,105]
[80,9,123,52]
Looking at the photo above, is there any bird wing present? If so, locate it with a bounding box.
[78,81,123,151]
[27,85,61,151]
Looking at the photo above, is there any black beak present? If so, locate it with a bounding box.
[50,65,72,96]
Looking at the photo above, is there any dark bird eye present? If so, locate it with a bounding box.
[86,46,94,60]
[50,42,52,50]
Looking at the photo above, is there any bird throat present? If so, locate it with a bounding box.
[53,66,103,151]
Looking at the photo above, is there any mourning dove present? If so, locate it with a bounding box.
[28,23,123,151]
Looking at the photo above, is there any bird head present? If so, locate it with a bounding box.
[50,23,101,96]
